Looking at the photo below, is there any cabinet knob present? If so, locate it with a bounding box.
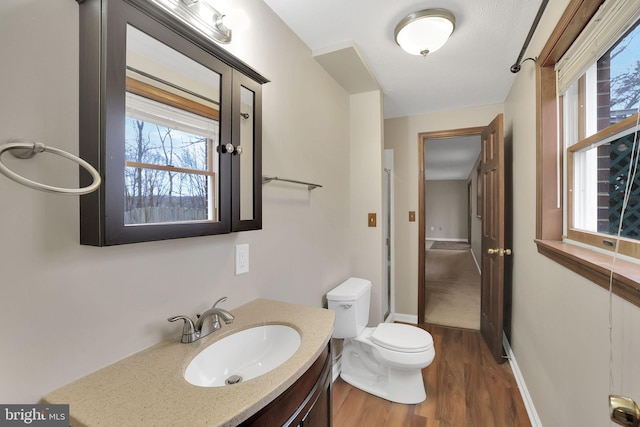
[222,143,242,155]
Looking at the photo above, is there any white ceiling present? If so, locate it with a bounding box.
[425,135,481,181]
[262,0,541,179]
[262,0,544,119]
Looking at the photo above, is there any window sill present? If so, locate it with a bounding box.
[535,239,640,308]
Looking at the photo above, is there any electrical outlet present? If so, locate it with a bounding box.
[235,244,249,275]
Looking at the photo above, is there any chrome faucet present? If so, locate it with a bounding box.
[168,297,235,343]
[195,297,235,337]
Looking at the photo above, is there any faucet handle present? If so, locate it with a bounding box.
[212,296,227,308]
[167,316,197,343]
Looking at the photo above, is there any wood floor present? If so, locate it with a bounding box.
[332,324,531,427]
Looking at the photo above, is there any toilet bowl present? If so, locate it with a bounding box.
[327,277,435,404]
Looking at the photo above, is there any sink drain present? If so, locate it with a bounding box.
[225,375,243,385]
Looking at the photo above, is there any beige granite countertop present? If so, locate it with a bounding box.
[43,299,334,426]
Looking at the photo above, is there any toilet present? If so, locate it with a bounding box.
[327,277,435,404]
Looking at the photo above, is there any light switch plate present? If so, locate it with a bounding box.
[235,244,249,275]
[368,213,377,227]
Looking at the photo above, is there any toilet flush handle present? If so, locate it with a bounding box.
[340,304,352,309]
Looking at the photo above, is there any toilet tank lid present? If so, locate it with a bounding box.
[327,277,372,301]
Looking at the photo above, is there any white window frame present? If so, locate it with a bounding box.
[558,1,640,259]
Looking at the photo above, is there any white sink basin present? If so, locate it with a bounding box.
[184,325,301,387]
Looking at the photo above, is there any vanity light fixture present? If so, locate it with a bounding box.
[149,0,232,44]
[394,9,455,57]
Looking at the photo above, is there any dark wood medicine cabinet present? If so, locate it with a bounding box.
[77,0,267,246]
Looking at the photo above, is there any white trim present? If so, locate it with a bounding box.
[126,92,218,138]
[394,313,418,324]
[470,248,481,272]
[503,333,543,427]
[332,358,341,383]
[426,237,468,242]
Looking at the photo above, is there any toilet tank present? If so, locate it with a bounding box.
[327,277,371,339]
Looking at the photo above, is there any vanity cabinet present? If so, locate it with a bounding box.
[241,343,332,427]
[78,0,266,246]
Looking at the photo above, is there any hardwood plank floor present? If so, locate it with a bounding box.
[332,325,531,427]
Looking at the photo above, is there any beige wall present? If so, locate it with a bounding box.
[425,180,468,241]
[505,0,640,425]
[384,104,503,316]
[0,0,355,403]
[350,91,385,324]
[5,1,639,424]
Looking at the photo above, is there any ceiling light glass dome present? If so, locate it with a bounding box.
[394,9,455,57]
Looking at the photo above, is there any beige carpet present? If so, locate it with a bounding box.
[424,248,481,330]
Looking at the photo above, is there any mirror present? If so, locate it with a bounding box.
[239,85,255,221]
[78,0,267,246]
[125,25,221,225]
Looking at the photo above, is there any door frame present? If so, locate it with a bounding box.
[383,149,395,322]
[417,126,485,324]
[467,181,472,245]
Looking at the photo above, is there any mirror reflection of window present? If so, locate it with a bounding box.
[124,25,221,225]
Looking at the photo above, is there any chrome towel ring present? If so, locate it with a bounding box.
[0,138,101,195]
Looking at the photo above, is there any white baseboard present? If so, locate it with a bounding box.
[394,313,418,324]
[470,249,481,272]
[503,333,542,427]
[426,237,468,242]
[332,359,341,382]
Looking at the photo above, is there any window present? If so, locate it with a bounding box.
[124,94,218,225]
[563,19,640,258]
[536,0,640,307]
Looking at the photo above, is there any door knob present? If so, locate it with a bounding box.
[487,248,512,256]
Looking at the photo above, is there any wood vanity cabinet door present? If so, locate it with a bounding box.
[241,343,331,427]
[300,367,331,427]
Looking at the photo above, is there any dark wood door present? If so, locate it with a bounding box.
[480,114,508,364]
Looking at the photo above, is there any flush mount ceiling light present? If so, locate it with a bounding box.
[150,0,232,44]
[394,9,455,57]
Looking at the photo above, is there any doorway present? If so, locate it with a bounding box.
[418,127,484,326]
[419,129,483,329]
[418,115,509,363]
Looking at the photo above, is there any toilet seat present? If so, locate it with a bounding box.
[370,323,433,353]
